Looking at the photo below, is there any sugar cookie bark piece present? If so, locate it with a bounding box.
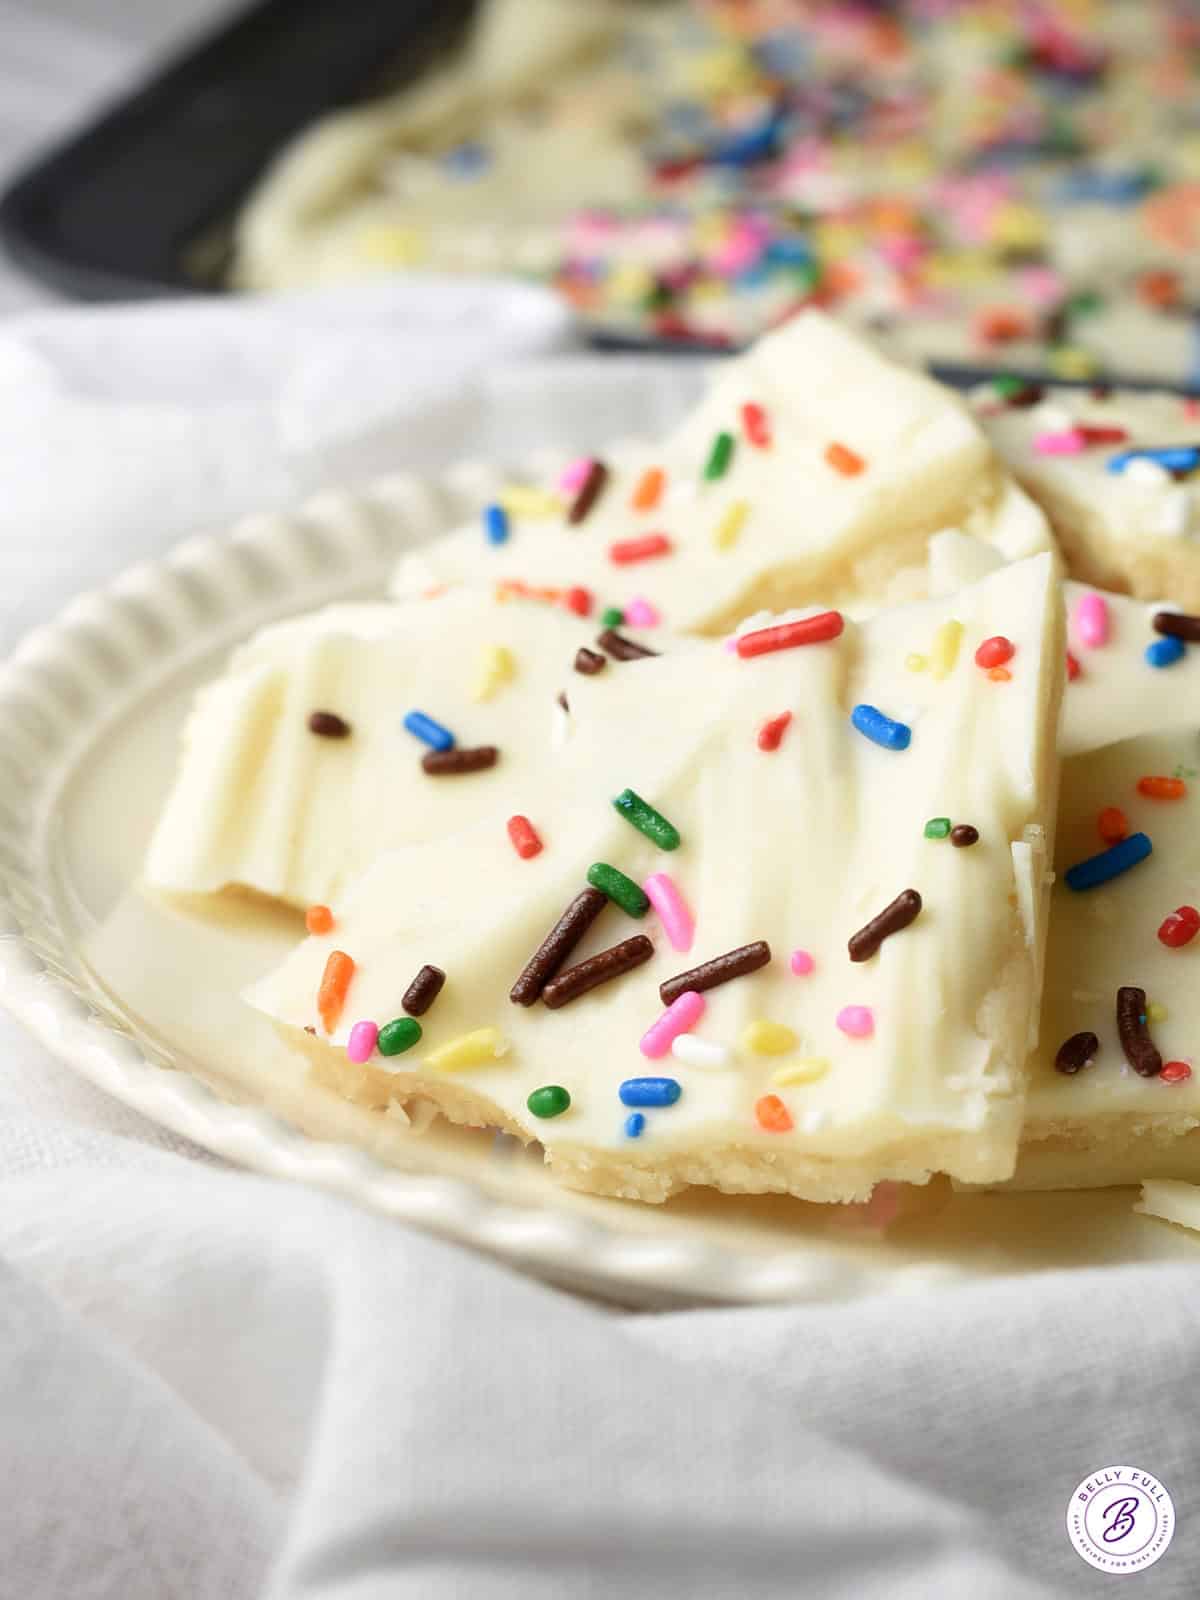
[248,553,1063,1204]
[1012,728,1200,1190]
[977,385,1200,607]
[1135,1181,1200,1233]
[144,589,619,909]
[393,312,1052,637]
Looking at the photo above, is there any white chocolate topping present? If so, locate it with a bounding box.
[247,553,1063,1204]
[393,313,1051,636]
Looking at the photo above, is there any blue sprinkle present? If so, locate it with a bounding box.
[624,1112,646,1139]
[483,503,509,546]
[619,1077,682,1109]
[1146,636,1186,669]
[403,710,455,751]
[444,141,490,176]
[1107,446,1200,475]
[851,704,912,751]
[1057,168,1155,206]
[1064,831,1152,892]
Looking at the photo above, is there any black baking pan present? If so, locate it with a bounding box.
[0,0,480,301]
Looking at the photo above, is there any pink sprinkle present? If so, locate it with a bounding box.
[1032,429,1085,456]
[624,596,661,627]
[643,871,695,953]
[1016,265,1065,306]
[1074,590,1110,649]
[640,990,706,1059]
[723,634,740,654]
[790,949,815,976]
[558,457,592,495]
[836,1005,874,1039]
[1186,398,1200,419]
[347,1020,378,1063]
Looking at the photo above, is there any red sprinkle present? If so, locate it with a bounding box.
[1097,806,1129,844]
[741,402,771,449]
[824,441,865,476]
[610,533,673,565]
[1157,905,1200,948]
[1161,1061,1193,1084]
[737,611,845,658]
[1137,776,1187,800]
[755,1093,794,1133]
[506,815,544,861]
[756,711,793,752]
[563,586,593,617]
[975,635,1015,669]
[1066,651,1082,682]
[1076,424,1129,445]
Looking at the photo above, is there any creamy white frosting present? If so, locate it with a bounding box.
[247,553,1063,1204]
[143,591,618,909]
[393,312,1051,636]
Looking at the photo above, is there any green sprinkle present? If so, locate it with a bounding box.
[991,375,1023,397]
[924,817,952,840]
[704,430,735,482]
[613,788,681,851]
[601,606,624,627]
[527,1084,571,1119]
[377,1016,423,1056]
[587,862,650,917]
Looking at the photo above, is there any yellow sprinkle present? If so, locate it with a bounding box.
[714,499,749,551]
[471,644,515,703]
[771,1058,830,1087]
[741,1020,798,1056]
[500,485,564,519]
[425,1027,510,1072]
[930,619,964,682]
[357,223,425,266]
[1148,1002,1168,1023]
[1048,346,1098,381]
[905,653,928,673]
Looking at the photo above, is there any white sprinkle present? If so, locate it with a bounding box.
[1031,403,1075,434]
[1151,486,1193,539]
[1123,457,1173,488]
[670,1034,732,1070]
[802,1108,830,1135]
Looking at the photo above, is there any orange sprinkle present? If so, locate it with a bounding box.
[305,904,334,936]
[755,1093,794,1134]
[631,466,665,512]
[1137,776,1187,800]
[824,441,865,477]
[974,306,1030,345]
[1097,807,1129,844]
[987,666,1012,682]
[317,950,355,1035]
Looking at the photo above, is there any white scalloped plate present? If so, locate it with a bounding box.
[1,463,1192,1307]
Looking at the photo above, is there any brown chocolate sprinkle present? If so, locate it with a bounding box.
[510,886,608,1007]
[542,935,654,1010]
[421,745,499,775]
[1055,1030,1099,1075]
[567,459,609,526]
[597,628,658,661]
[574,647,607,676]
[1116,985,1162,1078]
[1152,610,1200,643]
[557,691,569,713]
[402,963,446,1017]
[660,940,771,1007]
[308,711,351,739]
[848,889,922,963]
[950,825,980,848]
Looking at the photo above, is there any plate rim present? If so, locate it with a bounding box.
[0,463,899,1308]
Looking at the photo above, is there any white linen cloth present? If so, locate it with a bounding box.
[0,279,1196,1600]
